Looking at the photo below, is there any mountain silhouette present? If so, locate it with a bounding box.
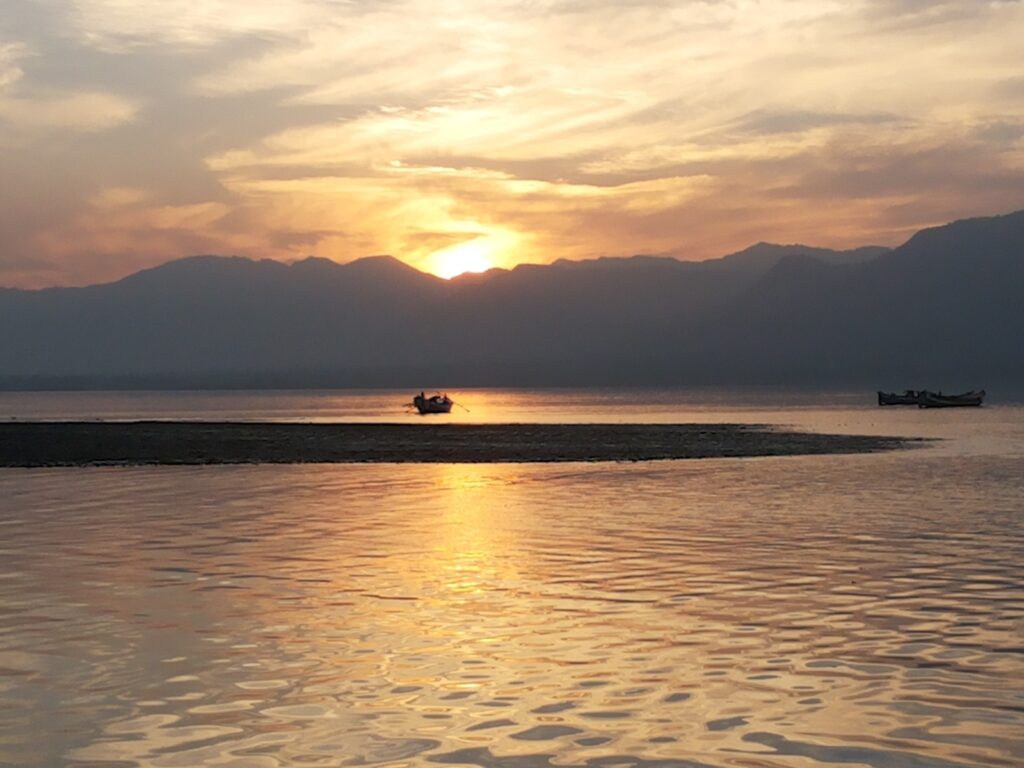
[1,211,1021,389]
[707,242,889,273]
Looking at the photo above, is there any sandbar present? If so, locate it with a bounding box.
[0,422,918,467]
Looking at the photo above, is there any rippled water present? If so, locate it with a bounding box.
[1,394,1023,767]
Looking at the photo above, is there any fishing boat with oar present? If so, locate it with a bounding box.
[411,392,454,414]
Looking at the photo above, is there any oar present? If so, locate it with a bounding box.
[453,401,471,413]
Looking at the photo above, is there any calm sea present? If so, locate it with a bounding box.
[1,389,1022,767]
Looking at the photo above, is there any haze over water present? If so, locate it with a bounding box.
[2,389,1023,767]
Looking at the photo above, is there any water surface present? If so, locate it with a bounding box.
[1,391,1022,767]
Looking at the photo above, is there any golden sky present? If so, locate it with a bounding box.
[1,0,1023,286]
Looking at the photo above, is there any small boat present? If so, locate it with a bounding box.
[412,392,453,414]
[878,390,922,406]
[917,390,986,408]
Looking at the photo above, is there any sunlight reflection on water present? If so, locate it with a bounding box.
[2,444,1023,767]
[0,386,1019,427]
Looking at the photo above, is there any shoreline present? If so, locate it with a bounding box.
[0,422,919,467]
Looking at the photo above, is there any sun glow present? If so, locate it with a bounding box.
[428,229,522,279]
[430,239,495,279]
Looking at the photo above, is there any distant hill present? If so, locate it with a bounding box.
[1,211,1021,389]
[707,242,890,272]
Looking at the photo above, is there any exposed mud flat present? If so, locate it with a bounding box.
[0,422,918,466]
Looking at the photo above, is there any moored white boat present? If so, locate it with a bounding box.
[917,390,986,408]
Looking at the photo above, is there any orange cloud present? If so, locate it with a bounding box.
[2,0,1023,286]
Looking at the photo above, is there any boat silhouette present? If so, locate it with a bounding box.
[877,389,985,407]
[411,392,453,414]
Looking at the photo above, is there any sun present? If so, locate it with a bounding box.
[426,227,525,279]
[430,238,497,279]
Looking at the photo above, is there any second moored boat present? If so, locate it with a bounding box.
[917,390,986,408]
[878,389,922,406]
[877,389,985,408]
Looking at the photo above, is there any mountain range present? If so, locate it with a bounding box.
[2,211,1022,389]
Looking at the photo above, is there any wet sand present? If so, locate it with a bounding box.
[0,422,916,466]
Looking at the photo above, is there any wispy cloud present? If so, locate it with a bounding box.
[66,0,325,50]
[731,109,905,136]
[0,89,138,134]
[0,38,137,139]
[1,0,1023,286]
[0,42,28,90]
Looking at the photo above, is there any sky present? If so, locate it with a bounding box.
[1,0,1023,287]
